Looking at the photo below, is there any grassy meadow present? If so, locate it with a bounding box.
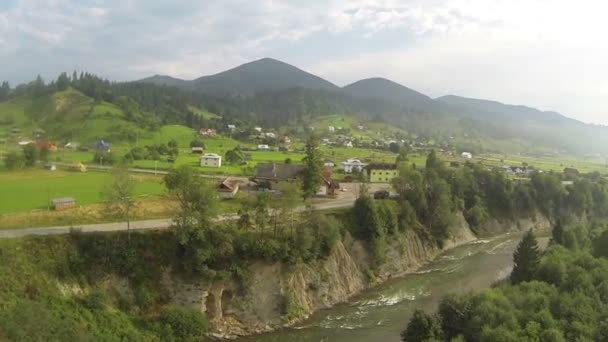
[0,169,166,214]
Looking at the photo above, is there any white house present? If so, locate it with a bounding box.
[328,126,335,133]
[200,153,222,168]
[344,141,353,148]
[227,124,236,130]
[264,132,276,139]
[342,159,366,173]
[254,126,262,132]
[461,152,473,159]
[257,144,270,151]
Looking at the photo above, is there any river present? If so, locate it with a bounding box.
[239,231,549,342]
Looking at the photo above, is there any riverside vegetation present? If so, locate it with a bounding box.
[1,149,607,340]
[402,174,608,341]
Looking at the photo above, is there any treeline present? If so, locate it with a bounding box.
[402,220,608,341]
[387,151,608,249]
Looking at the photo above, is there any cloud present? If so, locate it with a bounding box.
[0,0,606,123]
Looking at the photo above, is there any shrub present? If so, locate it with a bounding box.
[160,306,208,340]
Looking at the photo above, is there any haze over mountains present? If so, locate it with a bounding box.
[137,57,608,156]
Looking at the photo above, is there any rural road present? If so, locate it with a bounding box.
[0,196,359,239]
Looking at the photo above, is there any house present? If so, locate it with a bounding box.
[257,144,270,151]
[341,159,366,173]
[199,128,216,137]
[254,163,304,184]
[344,141,353,148]
[328,126,335,133]
[52,197,75,211]
[227,124,236,130]
[564,167,580,176]
[357,125,364,130]
[218,177,240,199]
[461,152,473,159]
[282,136,291,144]
[18,140,33,146]
[64,142,79,149]
[320,166,340,196]
[324,159,335,168]
[264,132,276,139]
[321,138,331,145]
[191,147,204,154]
[33,128,45,140]
[254,126,262,132]
[94,140,111,153]
[36,141,57,151]
[367,163,398,183]
[200,153,222,168]
[278,145,289,152]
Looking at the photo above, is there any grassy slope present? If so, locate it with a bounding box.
[0,88,134,144]
[0,232,177,341]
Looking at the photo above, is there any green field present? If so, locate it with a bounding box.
[0,170,166,214]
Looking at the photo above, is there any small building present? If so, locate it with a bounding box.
[36,141,57,151]
[342,159,366,173]
[200,153,222,168]
[218,177,240,199]
[344,141,353,148]
[357,124,364,130]
[254,126,262,132]
[52,197,75,211]
[264,132,276,139]
[257,144,270,151]
[191,147,204,154]
[282,136,291,144]
[64,142,79,149]
[94,140,111,153]
[328,126,335,133]
[461,152,473,159]
[199,128,216,137]
[227,124,236,130]
[320,166,340,196]
[278,145,289,152]
[367,163,398,183]
[324,159,335,168]
[18,140,33,146]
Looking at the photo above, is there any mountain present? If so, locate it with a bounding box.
[342,77,442,112]
[436,95,573,124]
[137,75,187,87]
[139,58,340,96]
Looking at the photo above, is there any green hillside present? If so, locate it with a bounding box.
[0,88,139,143]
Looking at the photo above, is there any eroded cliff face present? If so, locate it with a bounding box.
[125,212,550,339]
[156,214,476,338]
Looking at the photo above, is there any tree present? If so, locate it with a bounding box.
[103,164,135,241]
[22,144,39,167]
[225,148,245,164]
[56,72,70,91]
[511,230,541,283]
[0,81,10,101]
[402,310,442,342]
[4,151,23,170]
[164,166,218,245]
[301,133,323,199]
[396,148,409,164]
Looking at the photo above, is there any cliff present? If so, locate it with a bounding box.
[155,214,489,338]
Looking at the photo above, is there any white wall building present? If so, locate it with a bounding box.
[257,144,270,151]
[461,152,473,159]
[200,153,222,168]
[342,159,366,173]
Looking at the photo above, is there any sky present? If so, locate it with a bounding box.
[1,0,607,124]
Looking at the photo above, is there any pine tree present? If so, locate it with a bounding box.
[511,229,540,283]
[301,133,323,199]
